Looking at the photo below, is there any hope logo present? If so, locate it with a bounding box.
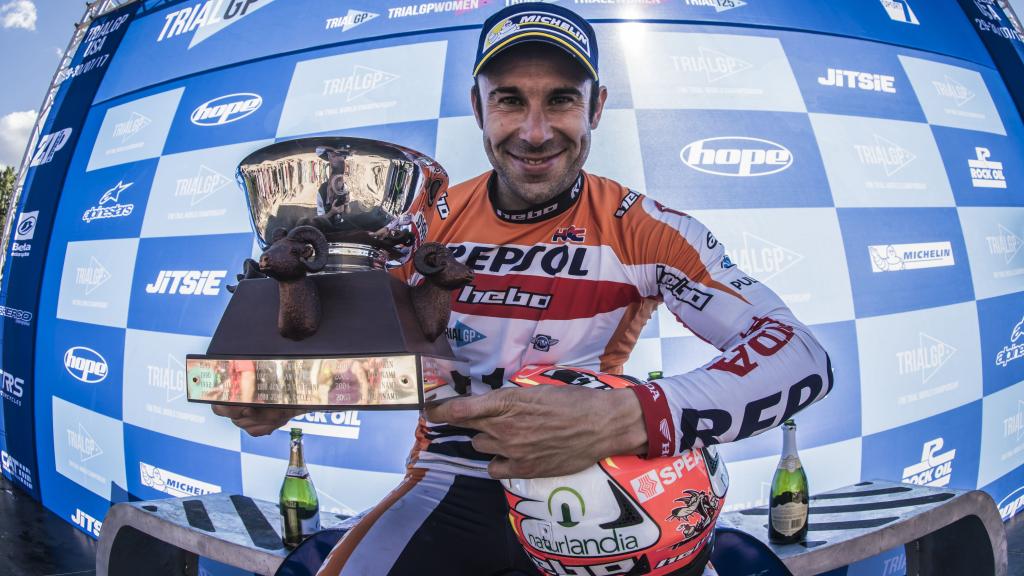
[680,137,793,177]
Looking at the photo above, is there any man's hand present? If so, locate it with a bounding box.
[211,405,304,436]
[425,386,647,479]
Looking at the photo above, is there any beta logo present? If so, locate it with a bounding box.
[64,346,109,383]
[29,127,72,166]
[902,438,955,487]
[880,0,919,24]
[190,93,262,126]
[140,462,221,497]
[325,9,378,31]
[968,147,1006,189]
[818,68,896,93]
[680,137,793,177]
[71,508,102,537]
[145,270,227,296]
[11,211,38,259]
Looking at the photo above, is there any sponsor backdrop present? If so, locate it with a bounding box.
[3,1,1024,574]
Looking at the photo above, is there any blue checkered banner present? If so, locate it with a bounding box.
[3,1,1024,574]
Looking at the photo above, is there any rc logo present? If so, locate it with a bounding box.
[727,232,803,282]
[670,46,752,83]
[445,320,487,348]
[67,423,104,462]
[325,9,378,31]
[683,0,746,12]
[112,112,152,142]
[854,135,916,177]
[902,438,955,487]
[11,210,38,258]
[157,0,275,48]
[71,508,102,537]
[190,93,262,126]
[29,127,72,166]
[75,256,111,295]
[869,241,955,272]
[175,165,232,206]
[83,180,135,223]
[896,332,956,384]
[996,317,1024,368]
[322,65,399,102]
[998,485,1024,520]
[986,224,1021,264]
[148,354,186,402]
[880,0,919,24]
[551,225,585,243]
[145,270,227,295]
[680,137,793,177]
[968,147,1006,189]
[64,346,109,384]
[140,462,221,497]
[818,68,896,93]
[0,368,24,404]
[931,76,975,107]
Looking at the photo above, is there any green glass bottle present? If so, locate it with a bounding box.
[768,419,809,544]
[280,428,320,549]
[647,370,663,381]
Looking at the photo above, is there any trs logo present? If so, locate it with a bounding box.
[551,225,585,243]
[29,128,72,166]
[190,93,262,126]
[145,270,227,295]
[64,346,109,384]
[71,508,102,537]
[680,137,793,177]
[901,438,955,487]
[0,369,24,401]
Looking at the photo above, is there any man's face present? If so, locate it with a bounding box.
[473,44,606,209]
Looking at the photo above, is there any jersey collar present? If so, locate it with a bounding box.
[487,172,584,224]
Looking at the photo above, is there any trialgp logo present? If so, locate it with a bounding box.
[680,137,793,177]
[64,346,109,384]
[190,93,262,126]
[670,46,752,83]
[145,270,227,295]
[902,437,955,487]
[140,462,221,497]
[896,333,956,384]
[157,0,272,47]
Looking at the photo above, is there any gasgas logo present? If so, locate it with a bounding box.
[680,137,793,177]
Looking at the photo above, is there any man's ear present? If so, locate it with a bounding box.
[470,84,484,129]
[590,85,608,129]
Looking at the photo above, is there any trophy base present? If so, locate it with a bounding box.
[185,271,465,409]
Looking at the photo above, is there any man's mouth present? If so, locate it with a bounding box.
[508,151,563,169]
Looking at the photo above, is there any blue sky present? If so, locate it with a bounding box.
[0,0,89,169]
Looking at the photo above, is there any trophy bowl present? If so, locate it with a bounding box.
[185,137,469,410]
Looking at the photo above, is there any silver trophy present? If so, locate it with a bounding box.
[185,137,472,410]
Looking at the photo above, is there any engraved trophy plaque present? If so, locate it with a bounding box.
[185,137,471,410]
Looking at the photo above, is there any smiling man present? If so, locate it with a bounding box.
[217,3,832,575]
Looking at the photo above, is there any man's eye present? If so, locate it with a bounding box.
[498,97,522,106]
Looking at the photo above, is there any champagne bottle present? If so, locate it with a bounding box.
[280,428,320,548]
[647,370,663,380]
[768,419,809,544]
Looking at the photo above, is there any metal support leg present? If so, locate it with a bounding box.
[106,525,198,576]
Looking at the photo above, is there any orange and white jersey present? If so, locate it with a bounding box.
[392,171,833,478]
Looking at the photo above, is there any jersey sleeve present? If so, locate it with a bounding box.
[626,198,833,458]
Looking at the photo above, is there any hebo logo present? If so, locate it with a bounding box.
[71,508,102,537]
[548,486,585,528]
[64,346,109,383]
[680,137,793,177]
[190,93,262,126]
[901,437,955,487]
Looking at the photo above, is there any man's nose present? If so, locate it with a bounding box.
[518,105,553,147]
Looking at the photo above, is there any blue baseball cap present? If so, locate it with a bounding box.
[473,2,599,81]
